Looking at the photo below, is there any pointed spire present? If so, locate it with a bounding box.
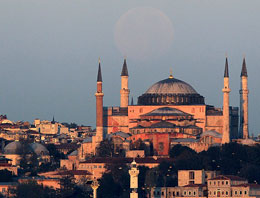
[131,97,134,105]
[224,57,229,77]
[121,58,129,76]
[51,116,55,124]
[241,57,248,77]
[97,58,102,82]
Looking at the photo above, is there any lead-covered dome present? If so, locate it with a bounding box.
[145,78,198,94]
[138,76,204,105]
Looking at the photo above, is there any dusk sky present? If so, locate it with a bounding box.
[0,0,259,135]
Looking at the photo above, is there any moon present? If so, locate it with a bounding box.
[114,7,174,61]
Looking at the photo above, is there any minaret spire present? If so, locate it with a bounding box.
[224,57,229,77]
[240,57,249,139]
[121,58,129,76]
[120,58,130,107]
[131,97,134,105]
[222,57,231,144]
[97,58,102,82]
[241,57,248,77]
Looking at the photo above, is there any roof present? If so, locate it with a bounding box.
[200,130,222,138]
[55,143,80,150]
[143,107,191,117]
[81,157,174,164]
[182,184,206,188]
[150,121,176,128]
[69,150,78,156]
[4,141,23,155]
[83,137,92,143]
[171,138,198,143]
[145,77,198,95]
[121,58,128,76]
[234,183,260,188]
[107,131,131,139]
[55,170,92,176]
[30,143,49,155]
[209,175,246,181]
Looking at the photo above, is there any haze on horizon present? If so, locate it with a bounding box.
[0,0,260,135]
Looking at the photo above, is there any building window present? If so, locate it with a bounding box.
[235,191,237,195]
[226,181,229,185]
[193,191,196,195]
[189,171,195,179]
[188,191,191,195]
[189,181,194,184]
[245,191,247,195]
[159,142,164,151]
[184,191,186,195]
[226,191,228,195]
[161,191,164,196]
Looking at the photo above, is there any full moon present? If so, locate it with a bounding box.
[114,7,174,61]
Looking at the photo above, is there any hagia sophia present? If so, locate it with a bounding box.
[80,57,250,157]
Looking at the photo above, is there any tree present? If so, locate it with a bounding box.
[19,141,39,175]
[0,170,13,182]
[10,180,57,198]
[96,139,114,157]
[59,175,76,198]
[98,162,130,198]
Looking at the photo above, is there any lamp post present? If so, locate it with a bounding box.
[91,177,99,198]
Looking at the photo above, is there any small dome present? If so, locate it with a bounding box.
[4,141,23,155]
[145,78,197,95]
[30,143,49,155]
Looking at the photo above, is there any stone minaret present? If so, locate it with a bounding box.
[120,58,130,108]
[222,57,231,144]
[240,58,249,139]
[95,59,104,144]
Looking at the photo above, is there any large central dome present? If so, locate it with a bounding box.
[145,78,198,94]
[138,76,204,105]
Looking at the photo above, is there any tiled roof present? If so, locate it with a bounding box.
[55,170,92,176]
[209,175,246,181]
[234,183,260,188]
[81,157,174,164]
[183,184,206,188]
[143,107,191,117]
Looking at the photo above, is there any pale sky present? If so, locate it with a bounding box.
[0,0,260,135]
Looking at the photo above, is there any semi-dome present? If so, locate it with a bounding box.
[145,78,198,95]
[138,76,204,105]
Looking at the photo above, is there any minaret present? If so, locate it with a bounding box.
[95,59,104,145]
[222,57,231,144]
[120,58,130,107]
[129,159,139,198]
[240,58,249,139]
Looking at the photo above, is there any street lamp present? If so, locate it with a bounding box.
[91,177,99,198]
